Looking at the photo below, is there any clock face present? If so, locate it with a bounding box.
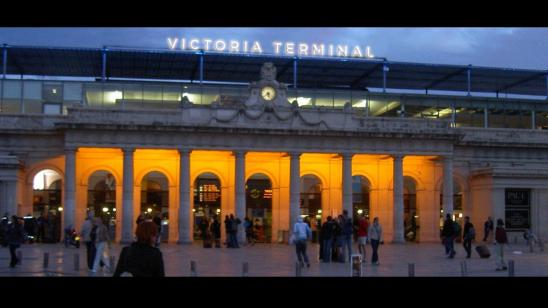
[261,86,276,101]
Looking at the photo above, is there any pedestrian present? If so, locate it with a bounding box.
[368,217,383,265]
[293,217,312,268]
[494,218,508,271]
[341,210,353,262]
[244,217,255,246]
[462,216,475,258]
[153,214,162,248]
[320,216,335,263]
[229,214,240,248]
[333,215,344,262]
[136,214,144,225]
[410,212,417,241]
[0,214,9,247]
[91,217,111,273]
[224,215,232,247]
[357,215,369,263]
[483,216,494,242]
[80,212,96,270]
[6,216,27,268]
[441,213,456,258]
[113,221,165,277]
[210,216,221,248]
[199,216,210,248]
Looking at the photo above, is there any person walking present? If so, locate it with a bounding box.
[6,216,26,268]
[494,218,508,271]
[341,210,353,262]
[293,217,312,268]
[441,214,456,258]
[199,216,210,248]
[113,221,165,277]
[320,216,335,263]
[333,215,343,262]
[357,215,369,263]
[462,216,475,258]
[483,217,494,242]
[153,214,162,248]
[368,217,383,265]
[229,214,240,248]
[211,216,221,248]
[244,217,255,246]
[224,215,232,248]
[91,218,111,273]
[80,212,96,270]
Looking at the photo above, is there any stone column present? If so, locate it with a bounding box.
[63,148,77,229]
[121,147,135,243]
[442,156,454,216]
[178,148,192,244]
[342,153,353,220]
[5,180,17,216]
[289,152,301,233]
[234,150,247,244]
[392,154,405,243]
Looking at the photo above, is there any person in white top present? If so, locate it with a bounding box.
[293,217,312,268]
[80,212,95,270]
[91,217,111,273]
[367,217,383,265]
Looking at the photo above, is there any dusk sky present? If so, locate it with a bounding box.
[1,28,547,70]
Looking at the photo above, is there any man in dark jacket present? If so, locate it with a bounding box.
[210,217,221,248]
[462,216,475,258]
[441,214,456,258]
[7,216,27,268]
[320,216,335,263]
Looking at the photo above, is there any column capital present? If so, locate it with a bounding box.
[121,147,135,154]
[178,148,193,155]
[64,147,78,153]
[288,151,302,158]
[340,152,355,160]
[391,154,404,161]
[233,150,247,158]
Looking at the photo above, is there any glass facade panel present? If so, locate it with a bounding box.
[63,82,82,101]
[24,81,42,99]
[315,90,333,108]
[201,86,220,105]
[162,85,182,102]
[289,89,315,108]
[369,96,400,117]
[219,86,246,107]
[333,91,350,109]
[123,83,143,101]
[84,84,103,107]
[182,85,202,105]
[3,80,21,99]
[102,84,124,107]
[142,85,163,101]
[42,82,63,103]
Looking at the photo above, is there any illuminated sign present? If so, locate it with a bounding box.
[167,37,375,59]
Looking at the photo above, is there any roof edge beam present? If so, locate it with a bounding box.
[495,72,547,94]
[424,67,467,91]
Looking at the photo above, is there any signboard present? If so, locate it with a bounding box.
[351,254,362,277]
[167,37,375,59]
[505,189,531,230]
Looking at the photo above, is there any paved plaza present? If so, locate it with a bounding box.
[1,240,547,277]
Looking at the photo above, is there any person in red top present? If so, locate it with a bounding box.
[494,218,508,271]
[357,215,369,263]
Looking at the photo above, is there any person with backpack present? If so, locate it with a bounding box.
[6,216,27,268]
[494,218,508,271]
[462,216,475,258]
[441,213,456,258]
[341,210,353,263]
[293,217,312,268]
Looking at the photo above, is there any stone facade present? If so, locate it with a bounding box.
[1,63,548,244]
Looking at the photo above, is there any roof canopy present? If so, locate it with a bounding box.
[1,45,547,96]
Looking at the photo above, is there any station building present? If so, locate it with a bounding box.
[1,45,548,244]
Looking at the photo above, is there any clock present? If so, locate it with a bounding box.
[261,86,276,101]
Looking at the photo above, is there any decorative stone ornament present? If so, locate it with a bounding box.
[245,62,291,109]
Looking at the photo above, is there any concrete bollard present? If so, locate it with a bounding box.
[74,253,80,271]
[460,261,468,277]
[508,260,515,277]
[110,256,115,273]
[43,252,49,269]
[16,251,22,265]
[295,262,302,277]
[242,262,249,277]
[408,263,415,277]
[190,260,197,277]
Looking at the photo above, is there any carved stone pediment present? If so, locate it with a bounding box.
[245,62,291,110]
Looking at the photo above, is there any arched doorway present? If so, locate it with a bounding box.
[440,181,464,230]
[193,172,221,240]
[404,176,419,242]
[32,169,62,243]
[245,173,272,243]
[140,171,170,242]
[300,174,322,242]
[87,171,116,240]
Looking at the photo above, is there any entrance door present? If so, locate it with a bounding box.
[141,171,170,242]
[32,169,62,243]
[404,176,419,242]
[193,173,221,240]
[87,171,116,240]
[246,173,272,243]
[300,174,322,242]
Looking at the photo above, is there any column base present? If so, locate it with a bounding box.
[177,240,193,245]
